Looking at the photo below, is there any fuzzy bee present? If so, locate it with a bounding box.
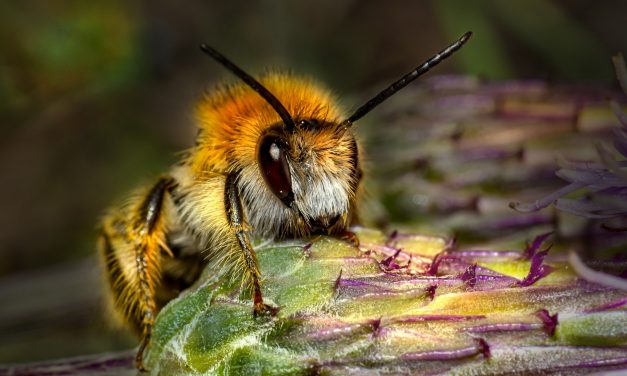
[98,32,472,371]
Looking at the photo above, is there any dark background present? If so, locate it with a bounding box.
[1,0,626,363]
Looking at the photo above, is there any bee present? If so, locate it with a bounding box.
[98,31,472,371]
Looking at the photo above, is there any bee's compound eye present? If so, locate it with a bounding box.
[258,135,294,207]
[297,119,319,129]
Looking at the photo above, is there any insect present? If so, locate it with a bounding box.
[98,31,472,371]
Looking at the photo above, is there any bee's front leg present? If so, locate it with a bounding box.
[224,172,279,316]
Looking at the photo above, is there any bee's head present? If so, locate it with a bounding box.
[199,31,471,236]
[256,118,359,233]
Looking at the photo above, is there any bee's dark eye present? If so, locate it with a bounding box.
[298,119,319,129]
[258,135,294,207]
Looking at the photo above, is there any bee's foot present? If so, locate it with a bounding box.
[135,353,148,373]
[135,336,151,373]
[253,302,280,317]
[340,230,360,247]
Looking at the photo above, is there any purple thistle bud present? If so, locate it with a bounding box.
[536,309,558,336]
[425,284,438,300]
[517,246,554,287]
[474,338,491,359]
[426,252,447,276]
[381,248,403,270]
[460,264,477,288]
[334,269,343,293]
[387,230,399,245]
[523,231,554,259]
[510,55,627,222]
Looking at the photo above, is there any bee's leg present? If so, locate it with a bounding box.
[341,166,363,247]
[100,177,173,372]
[225,172,279,316]
[340,230,360,247]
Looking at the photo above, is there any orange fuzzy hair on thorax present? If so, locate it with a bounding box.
[188,73,345,175]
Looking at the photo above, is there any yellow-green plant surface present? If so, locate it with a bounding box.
[145,228,627,375]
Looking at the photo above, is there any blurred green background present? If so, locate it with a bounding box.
[0,0,626,364]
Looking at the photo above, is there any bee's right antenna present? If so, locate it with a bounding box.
[342,31,472,127]
[200,44,297,132]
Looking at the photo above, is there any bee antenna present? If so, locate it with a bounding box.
[199,44,296,132]
[342,31,472,127]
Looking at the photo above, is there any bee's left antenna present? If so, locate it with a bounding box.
[342,31,472,127]
[200,44,296,132]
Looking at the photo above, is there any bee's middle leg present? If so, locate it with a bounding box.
[101,177,174,372]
